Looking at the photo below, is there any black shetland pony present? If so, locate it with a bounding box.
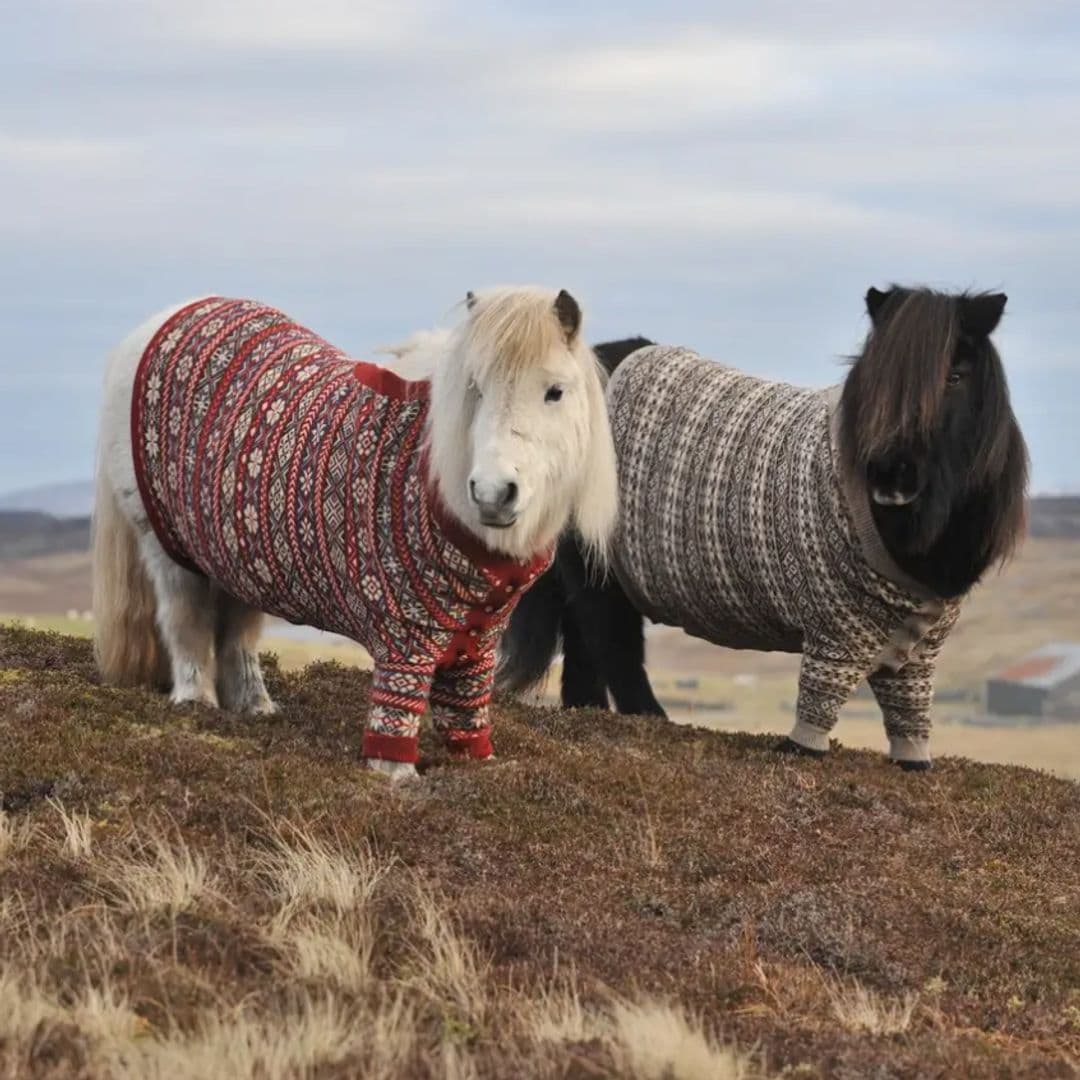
[498,287,1028,765]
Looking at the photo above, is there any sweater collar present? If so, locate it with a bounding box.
[420,448,554,585]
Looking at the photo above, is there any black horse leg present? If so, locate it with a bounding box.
[560,610,609,708]
[556,534,667,718]
[596,585,667,718]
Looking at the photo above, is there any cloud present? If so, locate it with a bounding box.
[510,31,966,132]
[0,133,134,167]
[519,36,814,123]
[79,0,444,52]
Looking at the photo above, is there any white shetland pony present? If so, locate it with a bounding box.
[93,287,618,780]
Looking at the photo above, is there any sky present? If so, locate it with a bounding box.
[1,0,1077,495]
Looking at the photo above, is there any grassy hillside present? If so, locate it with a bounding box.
[1,627,1078,1078]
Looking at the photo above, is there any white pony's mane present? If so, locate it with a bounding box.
[377,328,452,381]
[420,285,618,563]
[458,287,572,381]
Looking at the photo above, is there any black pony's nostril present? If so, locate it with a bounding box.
[500,482,518,508]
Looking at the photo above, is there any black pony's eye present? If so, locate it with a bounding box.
[946,371,962,388]
[545,385,563,403]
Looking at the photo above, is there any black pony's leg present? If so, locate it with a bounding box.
[556,536,666,719]
[560,610,608,708]
[597,585,667,718]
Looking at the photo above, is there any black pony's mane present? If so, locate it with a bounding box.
[839,286,1028,596]
[592,336,654,376]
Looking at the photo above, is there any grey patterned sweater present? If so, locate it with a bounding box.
[607,345,961,764]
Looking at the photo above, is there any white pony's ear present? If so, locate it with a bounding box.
[573,358,619,565]
[554,289,582,342]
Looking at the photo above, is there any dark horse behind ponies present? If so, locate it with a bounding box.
[498,286,1029,770]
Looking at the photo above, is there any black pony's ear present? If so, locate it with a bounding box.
[959,292,1007,338]
[554,289,581,341]
[465,290,477,311]
[865,286,893,323]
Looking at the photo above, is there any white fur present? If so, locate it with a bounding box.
[376,328,452,380]
[366,758,420,782]
[93,288,618,758]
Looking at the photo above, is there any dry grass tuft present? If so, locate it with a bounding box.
[0,969,61,1045]
[0,808,34,860]
[273,909,376,993]
[407,881,491,1028]
[257,825,388,921]
[71,982,145,1045]
[609,999,757,1080]
[104,829,216,915]
[50,797,94,858]
[527,978,604,1045]
[111,996,369,1080]
[826,976,919,1036]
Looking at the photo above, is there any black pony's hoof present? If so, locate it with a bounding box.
[777,737,827,759]
[893,758,933,772]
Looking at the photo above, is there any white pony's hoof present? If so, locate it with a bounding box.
[366,758,420,783]
[170,686,219,709]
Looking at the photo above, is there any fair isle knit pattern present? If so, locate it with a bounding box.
[607,345,961,764]
[132,297,551,764]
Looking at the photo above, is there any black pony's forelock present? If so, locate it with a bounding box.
[840,287,957,466]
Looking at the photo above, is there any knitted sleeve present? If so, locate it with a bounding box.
[430,651,497,759]
[869,601,962,762]
[362,660,437,764]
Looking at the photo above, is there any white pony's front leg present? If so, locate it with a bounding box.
[362,662,433,782]
[365,758,420,782]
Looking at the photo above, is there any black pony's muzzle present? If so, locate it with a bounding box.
[867,455,923,507]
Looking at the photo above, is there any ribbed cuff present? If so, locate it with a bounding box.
[788,720,831,754]
[444,727,494,760]
[363,732,420,764]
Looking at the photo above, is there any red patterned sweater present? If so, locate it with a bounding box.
[132,297,551,764]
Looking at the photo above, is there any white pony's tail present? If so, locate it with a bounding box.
[92,466,165,688]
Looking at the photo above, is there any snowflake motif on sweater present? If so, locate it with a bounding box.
[132,297,551,764]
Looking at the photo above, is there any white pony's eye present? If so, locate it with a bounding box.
[468,378,482,399]
[545,385,563,403]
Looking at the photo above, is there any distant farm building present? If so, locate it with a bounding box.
[985,643,1080,719]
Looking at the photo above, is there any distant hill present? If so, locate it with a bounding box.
[1,483,1077,539]
[0,511,90,560]
[1029,495,1080,538]
[0,480,94,519]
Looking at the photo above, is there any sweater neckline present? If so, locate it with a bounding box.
[826,388,942,604]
